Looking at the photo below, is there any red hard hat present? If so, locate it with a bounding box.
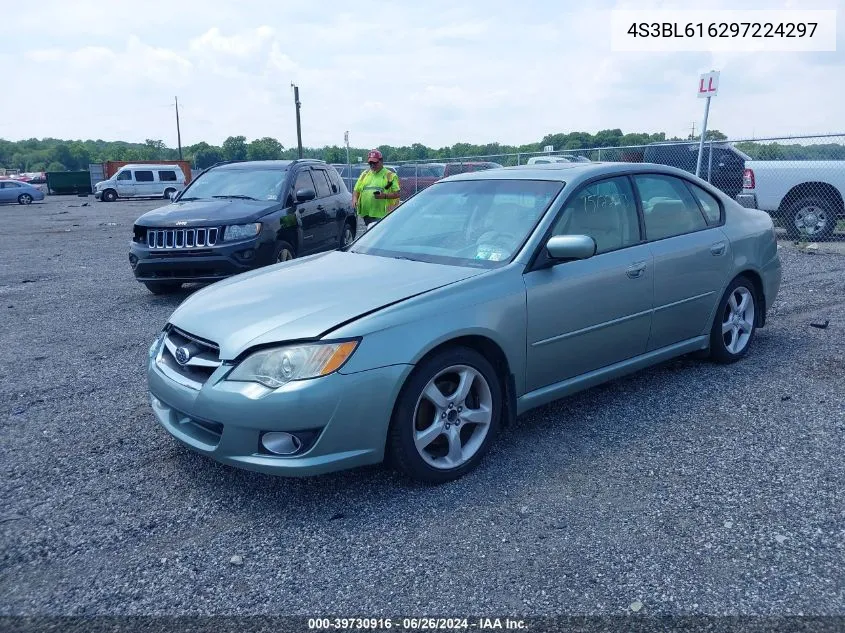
[367,149,383,162]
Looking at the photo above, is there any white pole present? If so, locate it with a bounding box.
[695,96,711,177]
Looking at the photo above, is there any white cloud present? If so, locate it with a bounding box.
[1,0,843,151]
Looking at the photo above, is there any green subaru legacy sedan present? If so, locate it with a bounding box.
[147,161,781,484]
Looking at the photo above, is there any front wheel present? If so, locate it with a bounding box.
[707,276,758,364]
[387,346,502,484]
[273,240,296,263]
[340,221,355,247]
[18,194,33,205]
[102,189,118,202]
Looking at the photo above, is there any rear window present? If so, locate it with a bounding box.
[158,170,177,181]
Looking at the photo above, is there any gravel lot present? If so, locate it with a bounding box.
[1,196,843,618]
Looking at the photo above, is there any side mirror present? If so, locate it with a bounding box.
[546,234,596,261]
[295,188,316,203]
[366,221,378,231]
[170,191,178,202]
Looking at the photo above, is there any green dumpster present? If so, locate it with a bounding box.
[46,171,92,195]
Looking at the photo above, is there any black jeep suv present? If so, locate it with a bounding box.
[128,159,357,294]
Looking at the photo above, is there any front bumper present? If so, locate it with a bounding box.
[129,236,275,283]
[147,349,411,477]
[736,193,758,209]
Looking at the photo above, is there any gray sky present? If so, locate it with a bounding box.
[1,0,843,149]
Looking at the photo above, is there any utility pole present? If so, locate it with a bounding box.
[174,96,183,160]
[690,121,696,140]
[344,130,350,188]
[291,83,303,158]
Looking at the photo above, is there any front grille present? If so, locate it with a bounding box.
[147,227,221,249]
[156,326,222,389]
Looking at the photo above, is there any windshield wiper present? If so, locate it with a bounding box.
[177,196,203,201]
[212,194,258,200]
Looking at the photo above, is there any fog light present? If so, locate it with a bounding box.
[241,249,254,259]
[261,432,302,455]
[129,254,138,268]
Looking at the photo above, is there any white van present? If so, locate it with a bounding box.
[526,155,573,165]
[94,164,186,202]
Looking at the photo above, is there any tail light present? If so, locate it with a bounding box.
[743,168,755,189]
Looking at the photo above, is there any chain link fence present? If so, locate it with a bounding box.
[339,134,844,242]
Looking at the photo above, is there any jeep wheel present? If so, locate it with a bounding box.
[144,281,183,295]
[274,241,296,263]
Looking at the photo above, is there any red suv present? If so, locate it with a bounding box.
[393,161,503,200]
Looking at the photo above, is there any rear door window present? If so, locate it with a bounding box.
[134,171,154,182]
[158,170,177,182]
[312,169,332,198]
[634,174,709,241]
[686,182,723,225]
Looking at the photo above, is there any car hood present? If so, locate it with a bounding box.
[135,199,280,227]
[167,251,487,360]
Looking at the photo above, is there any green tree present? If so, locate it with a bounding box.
[246,137,284,161]
[46,161,66,172]
[222,135,248,161]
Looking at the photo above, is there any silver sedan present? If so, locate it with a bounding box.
[147,161,782,483]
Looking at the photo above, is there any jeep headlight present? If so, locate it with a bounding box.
[227,340,359,388]
[224,223,261,241]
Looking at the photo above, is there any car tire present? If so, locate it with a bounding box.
[706,275,759,364]
[387,346,503,484]
[340,220,355,247]
[144,281,183,295]
[784,195,837,241]
[18,194,33,205]
[102,189,118,202]
[164,188,176,200]
[273,240,296,263]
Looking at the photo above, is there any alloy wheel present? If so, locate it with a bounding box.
[412,365,493,470]
[794,205,829,237]
[721,286,755,355]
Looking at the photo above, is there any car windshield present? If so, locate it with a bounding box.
[348,179,563,268]
[179,168,288,201]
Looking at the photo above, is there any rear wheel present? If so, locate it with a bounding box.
[707,275,758,364]
[18,194,33,205]
[387,346,502,484]
[784,196,837,240]
[164,188,176,200]
[144,281,183,295]
[102,189,118,202]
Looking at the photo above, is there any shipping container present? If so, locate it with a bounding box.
[101,160,193,184]
[46,171,93,195]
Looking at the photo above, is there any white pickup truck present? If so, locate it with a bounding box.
[736,160,845,240]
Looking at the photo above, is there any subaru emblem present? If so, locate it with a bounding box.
[174,346,191,365]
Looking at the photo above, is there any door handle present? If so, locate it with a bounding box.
[710,241,727,256]
[626,261,647,279]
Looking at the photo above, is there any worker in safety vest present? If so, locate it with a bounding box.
[352,149,401,226]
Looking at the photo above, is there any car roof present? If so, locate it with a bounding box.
[442,161,711,183]
[213,159,308,170]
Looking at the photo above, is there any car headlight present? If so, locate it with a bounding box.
[226,340,359,388]
[149,331,165,359]
[224,223,261,241]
